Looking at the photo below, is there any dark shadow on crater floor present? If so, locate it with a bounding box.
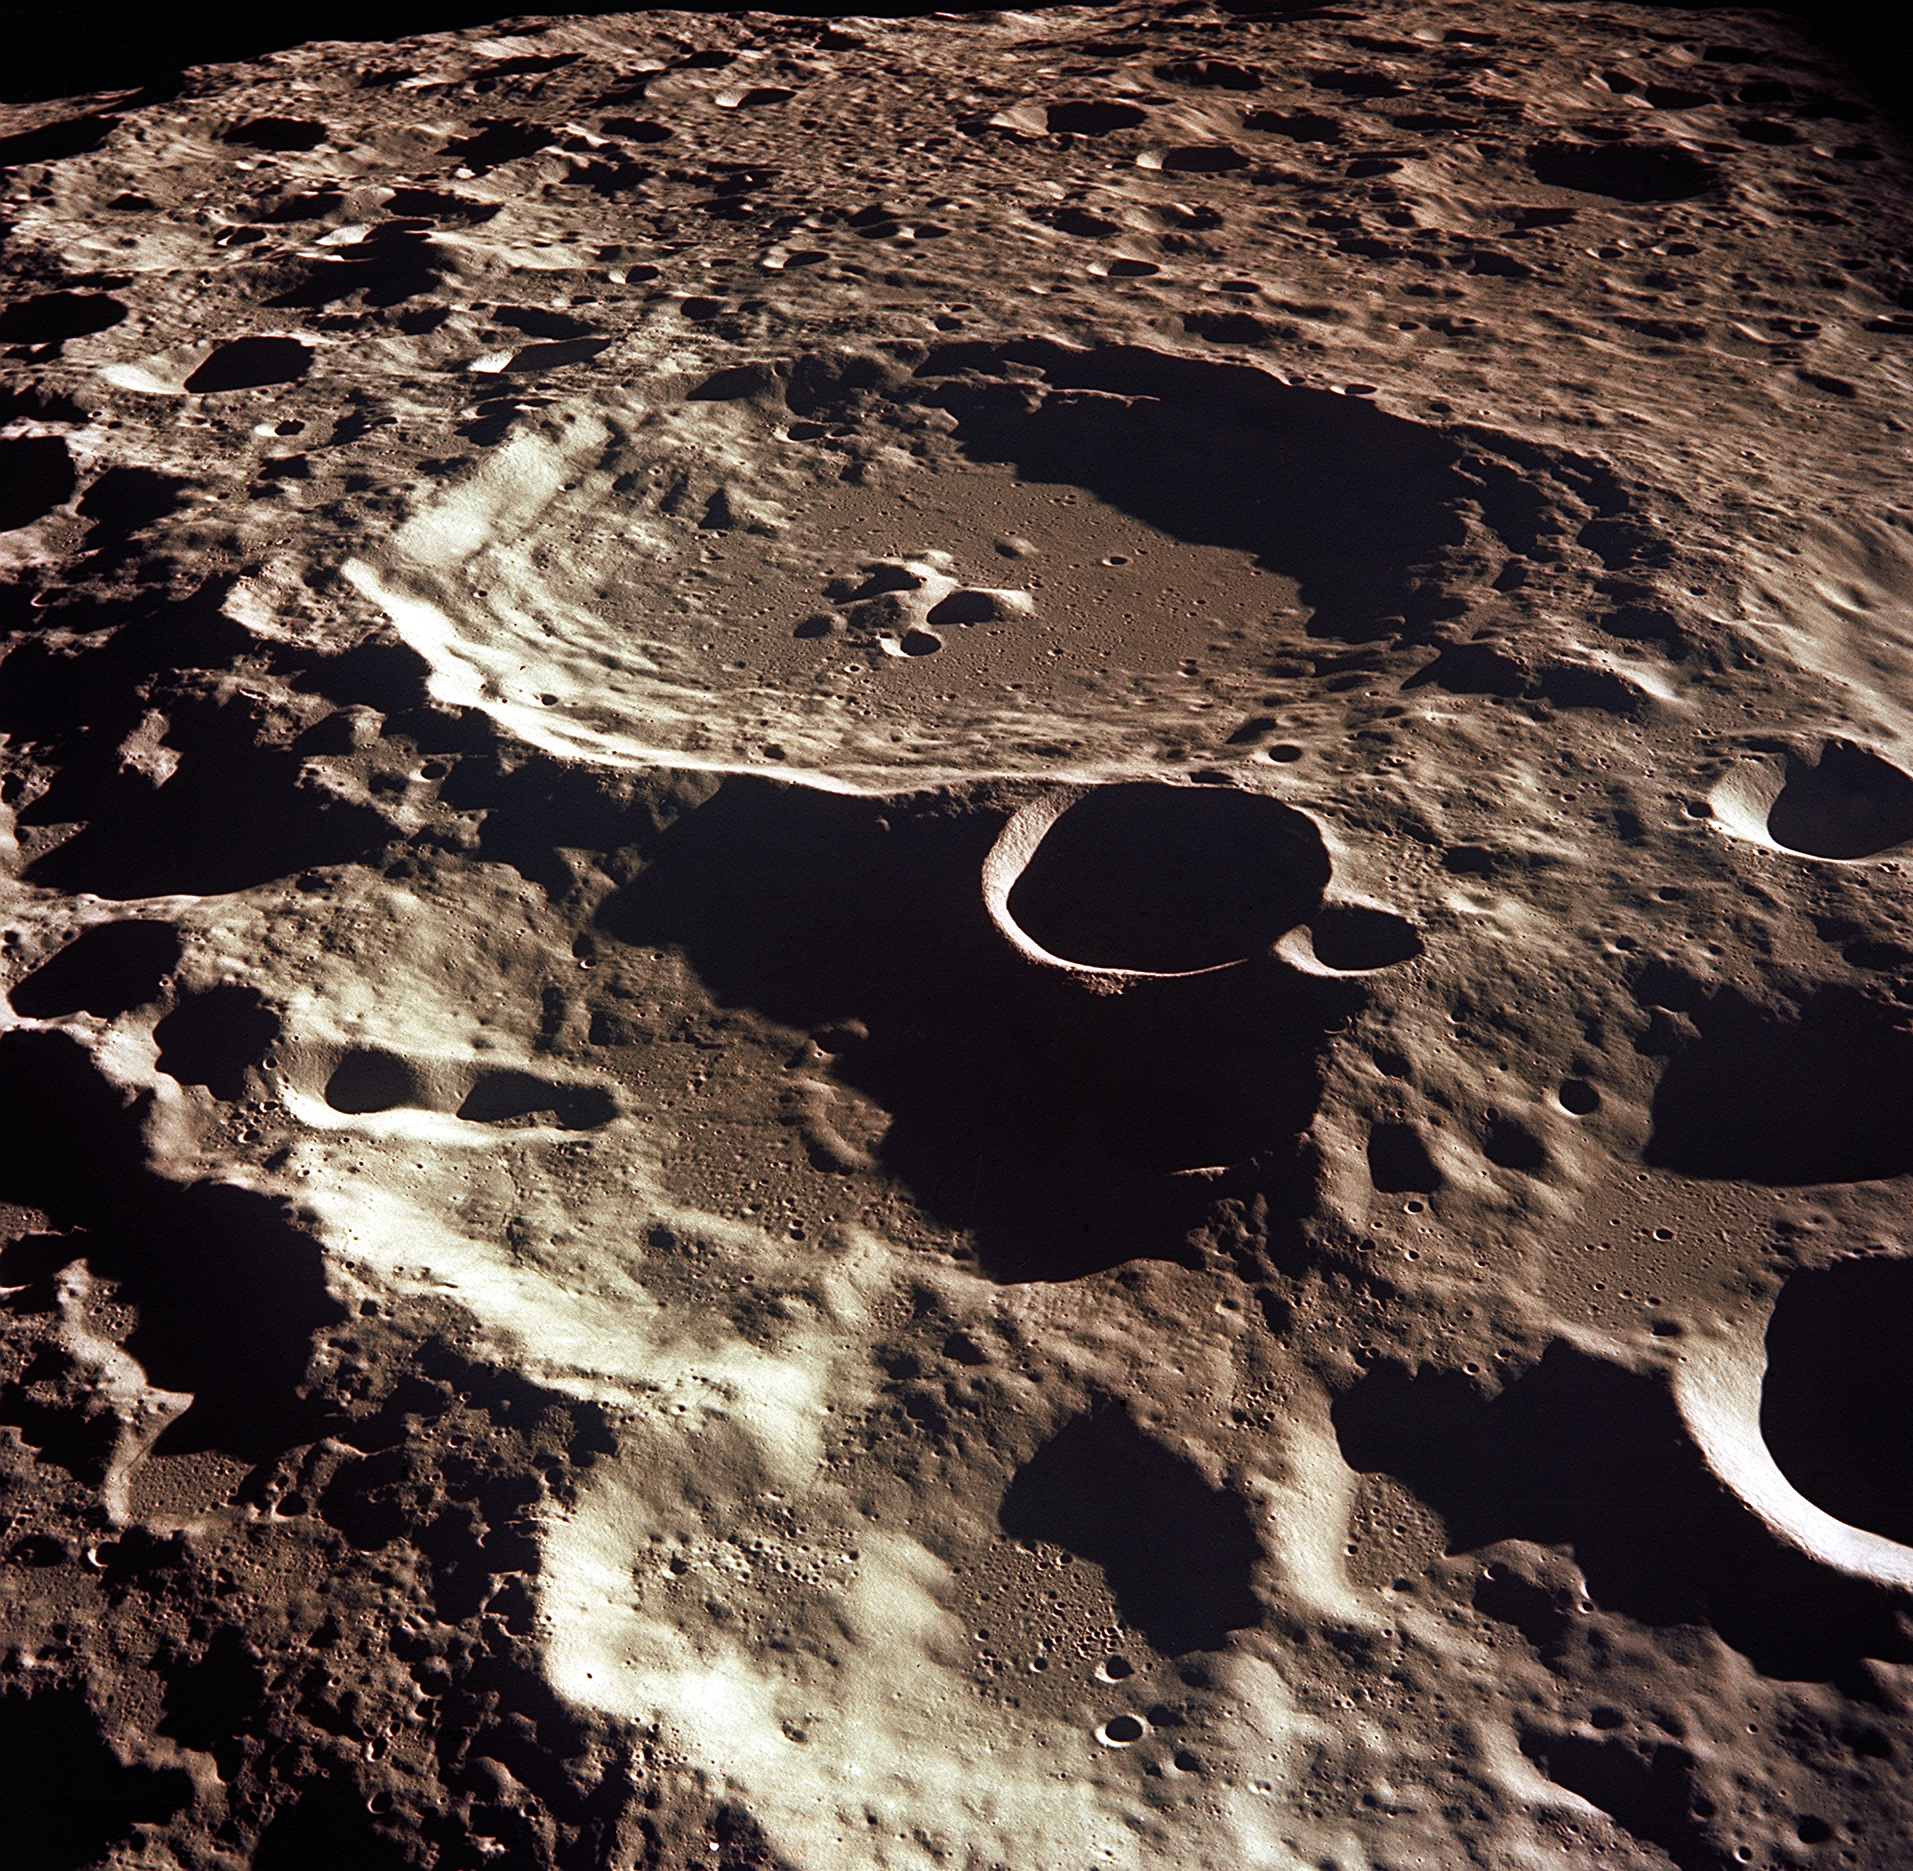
[999,1409,1261,1655]
[1641,985,1913,1184]
[1308,904,1424,971]
[886,341,1563,642]
[1517,1728,1720,1871]
[154,984,281,1102]
[598,776,1360,1281]
[0,1028,343,1458]
[1762,1254,1913,1547]
[19,741,394,899]
[1366,1121,1441,1193]
[7,918,181,1019]
[0,1687,192,1871]
[1333,1342,1913,1679]
[0,434,75,532]
[253,1780,411,1871]
[1766,740,1913,860]
[1526,139,1719,202]
[1005,783,1330,973]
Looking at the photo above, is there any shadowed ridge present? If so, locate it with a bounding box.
[0,1028,344,1458]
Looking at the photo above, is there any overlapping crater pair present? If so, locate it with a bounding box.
[984,780,1420,981]
[601,776,1419,1281]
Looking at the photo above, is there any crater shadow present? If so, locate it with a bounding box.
[0,291,127,346]
[999,1409,1261,1654]
[0,1029,344,1459]
[1047,100,1146,134]
[458,1069,615,1130]
[0,435,75,531]
[1307,904,1423,971]
[1366,1121,1441,1193]
[154,984,281,1102]
[899,341,1559,641]
[0,1687,192,1871]
[1642,987,1913,1184]
[325,1048,426,1115]
[1004,783,1329,973]
[1761,1255,1913,1547]
[184,336,311,394]
[1766,740,1913,860]
[1333,1341,1913,1677]
[1526,140,1719,202]
[8,919,181,1019]
[21,741,394,898]
[598,777,1361,1280]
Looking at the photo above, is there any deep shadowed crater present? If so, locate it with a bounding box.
[183,336,312,394]
[1003,783,1329,973]
[0,1687,192,1871]
[1333,1341,1912,1676]
[1526,140,1719,202]
[325,1047,427,1115]
[597,776,1366,1280]
[1765,740,1913,861]
[1307,904,1424,971]
[154,984,281,1102]
[0,1028,343,1458]
[1640,977,1913,1184]
[1761,1255,1913,1547]
[7,918,181,1019]
[999,1410,1261,1654]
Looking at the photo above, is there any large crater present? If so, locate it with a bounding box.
[1760,1256,1913,1548]
[349,341,1607,785]
[996,782,1330,974]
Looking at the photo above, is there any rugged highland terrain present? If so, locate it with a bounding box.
[4,4,1913,1867]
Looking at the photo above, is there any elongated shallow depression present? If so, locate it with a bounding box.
[999,782,1330,974]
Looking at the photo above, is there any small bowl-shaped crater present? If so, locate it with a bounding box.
[1097,1713,1149,1746]
[1766,740,1913,861]
[1761,1254,1913,1547]
[324,1048,425,1114]
[1305,905,1424,972]
[992,782,1330,975]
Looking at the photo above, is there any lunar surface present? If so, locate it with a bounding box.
[4,4,1913,1867]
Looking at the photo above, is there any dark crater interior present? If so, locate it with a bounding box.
[599,776,1355,1280]
[1641,983,1913,1184]
[998,1409,1261,1655]
[1765,740,1913,861]
[1004,783,1330,973]
[1761,1255,1913,1547]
